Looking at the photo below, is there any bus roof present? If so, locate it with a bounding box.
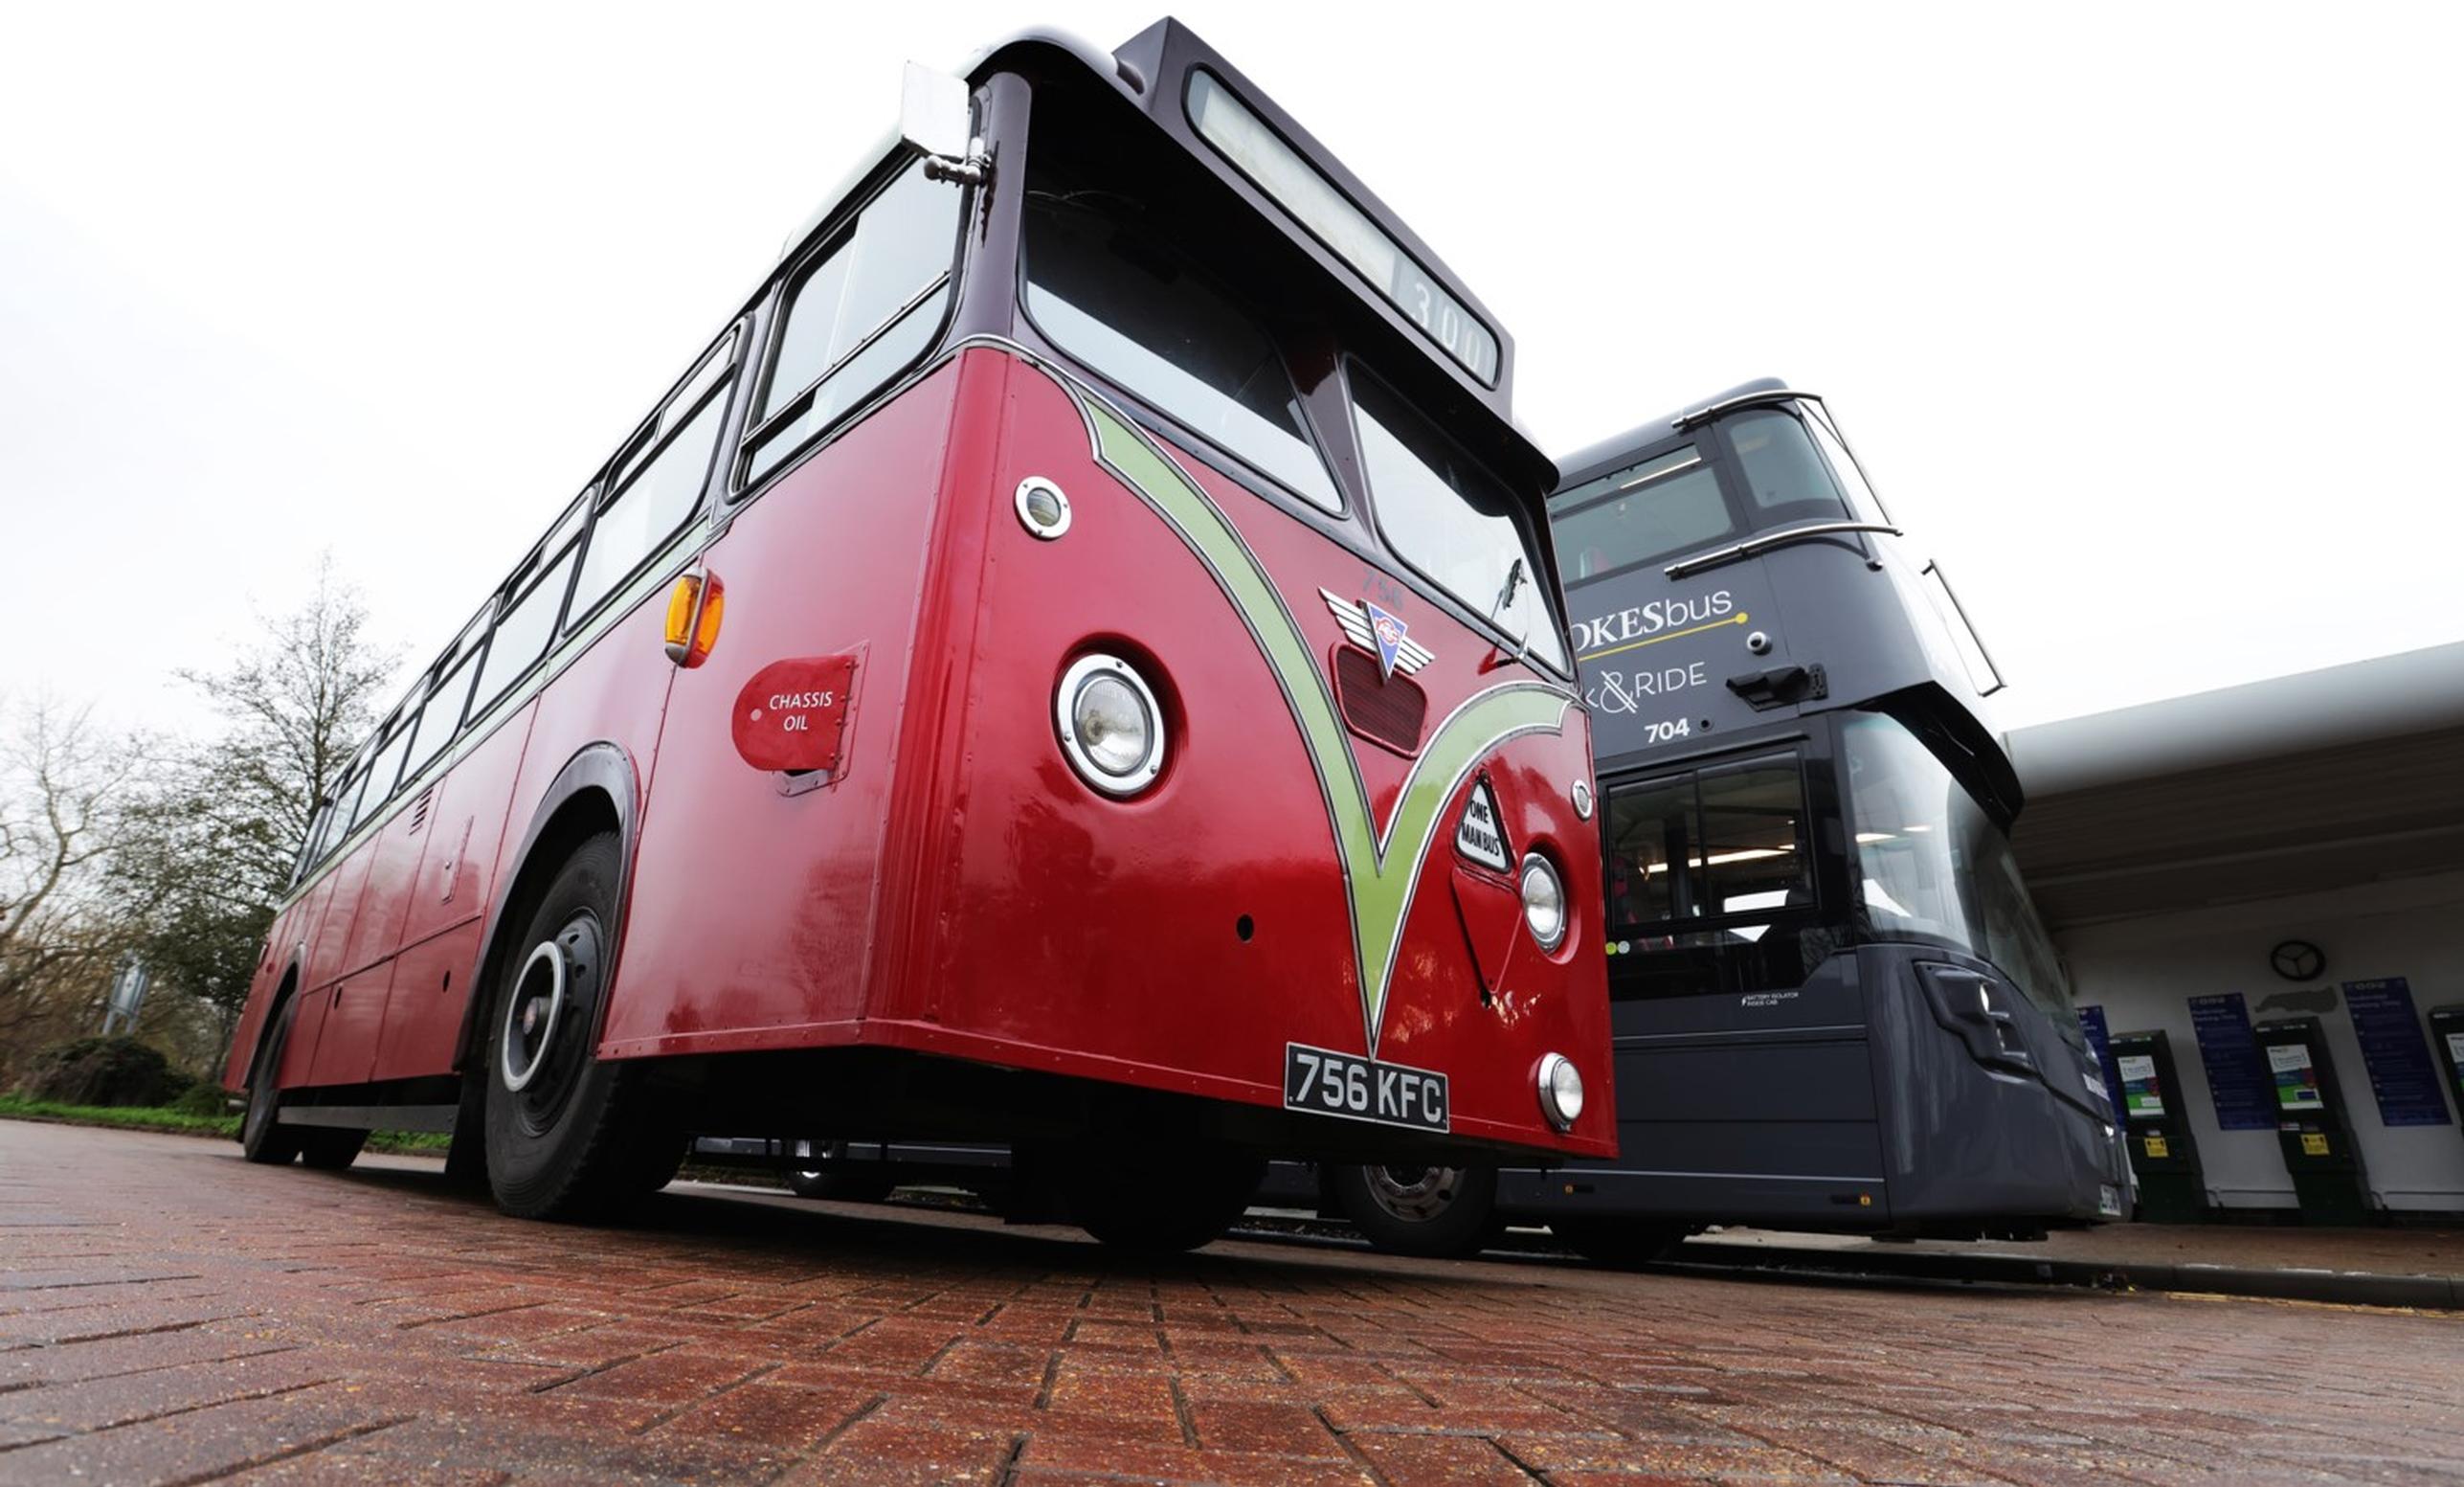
[1042,20,1525,420]
[773,19,1550,486]
[1553,376,1811,492]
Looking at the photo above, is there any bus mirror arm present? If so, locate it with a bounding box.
[922,146,991,188]
[904,62,991,187]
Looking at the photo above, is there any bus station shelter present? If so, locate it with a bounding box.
[2010,641,2464,1221]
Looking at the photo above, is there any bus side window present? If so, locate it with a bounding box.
[1723,409,1849,528]
[401,607,490,778]
[1553,448,1731,581]
[469,546,579,718]
[744,162,964,485]
[569,335,738,625]
[1802,403,1886,524]
[351,715,416,831]
[1695,755,1813,915]
[1603,775,1698,927]
[1605,752,1827,998]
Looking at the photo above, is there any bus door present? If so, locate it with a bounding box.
[1600,745,1882,1213]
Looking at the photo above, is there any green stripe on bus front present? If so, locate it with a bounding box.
[1079,394,1568,1054]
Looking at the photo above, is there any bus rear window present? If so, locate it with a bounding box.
[1021,194,1341,513]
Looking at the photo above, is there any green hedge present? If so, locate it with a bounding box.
[22,1036,190,1108]
[0,1096,450,1153]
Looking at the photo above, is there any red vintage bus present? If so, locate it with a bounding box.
[223,18,1611,1250]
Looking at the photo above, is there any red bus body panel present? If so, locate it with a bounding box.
[607,348,1611,1157]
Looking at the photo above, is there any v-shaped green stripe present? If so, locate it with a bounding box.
[1077,394,1571,1055]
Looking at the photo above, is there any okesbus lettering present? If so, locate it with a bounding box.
[1572,589,1733,653]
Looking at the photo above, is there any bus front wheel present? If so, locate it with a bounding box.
[482,831,663,1221]
[298,1128,367,1170]
[239,996,306,1165]
[1328,1162,1498,1258]
[1049,1142,1265,1253]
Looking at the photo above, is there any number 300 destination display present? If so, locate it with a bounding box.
[1284,1043,1449,1133]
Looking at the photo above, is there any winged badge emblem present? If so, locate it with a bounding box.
[1321,589,1435,681]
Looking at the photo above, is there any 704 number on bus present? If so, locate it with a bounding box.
[1284,1043,1449,1133]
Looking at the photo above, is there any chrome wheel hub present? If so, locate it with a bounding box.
[1363,1165,1463,1224]
[500,940,568,1093]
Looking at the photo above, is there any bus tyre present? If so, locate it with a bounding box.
[238,996,307,1165]
[1549,1215,1688,1267]
[1329,1162,1498,1258]
[482,831,661,1222]
[789,1169,895,1203]
[1057,1143,1265,1254]
[441,1071,490,1189]
[619,1135,689,1195]
[299,1128,367,1170]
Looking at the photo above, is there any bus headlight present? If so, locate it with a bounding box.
[1519,852,1566,951]
[1537,1051,1583,1131]
[1056,654,1165,796]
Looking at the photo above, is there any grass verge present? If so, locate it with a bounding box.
[0,1095,450,1154]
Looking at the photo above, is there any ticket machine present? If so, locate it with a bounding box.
[2251,1017,2377,1226]
[2108,1029,2208,1223]
[2430,1005,2464,1142]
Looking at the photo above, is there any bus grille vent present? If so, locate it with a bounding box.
[1333,646,1426,753]
[407,787,435,835]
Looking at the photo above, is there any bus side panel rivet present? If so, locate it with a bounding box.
[1747,630,1771,655]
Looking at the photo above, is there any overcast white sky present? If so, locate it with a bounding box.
[4,1,2458,739]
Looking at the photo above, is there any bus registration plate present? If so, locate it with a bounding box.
[1284,1043,1448,1134]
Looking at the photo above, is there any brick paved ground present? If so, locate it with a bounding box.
[1705,1221,2464,1279]
[3,1121,2461,1486]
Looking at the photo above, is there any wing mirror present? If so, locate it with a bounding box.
[902,63,988,185]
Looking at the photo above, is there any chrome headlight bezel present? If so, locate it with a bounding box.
[1055,653,1165,796]
[1536,1051,1583,1131]
[1519,850,1567,951]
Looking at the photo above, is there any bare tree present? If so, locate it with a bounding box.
[114,559,398,1044]
[179,555,398,890]
[0,697,146,1064]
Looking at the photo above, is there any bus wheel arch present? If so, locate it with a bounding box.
[454,745,639,1078]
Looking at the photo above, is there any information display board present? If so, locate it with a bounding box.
[2187,992,2277,1132]
[2344,977,2453,1127]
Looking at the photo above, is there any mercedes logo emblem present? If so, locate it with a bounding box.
[2270,939,2325,982]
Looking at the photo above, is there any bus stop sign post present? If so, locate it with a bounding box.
[2252,1016,2379,1227]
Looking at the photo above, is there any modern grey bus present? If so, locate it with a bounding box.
[1322,380,2133,1259]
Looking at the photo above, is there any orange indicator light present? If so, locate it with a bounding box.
[663,570,724,667]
